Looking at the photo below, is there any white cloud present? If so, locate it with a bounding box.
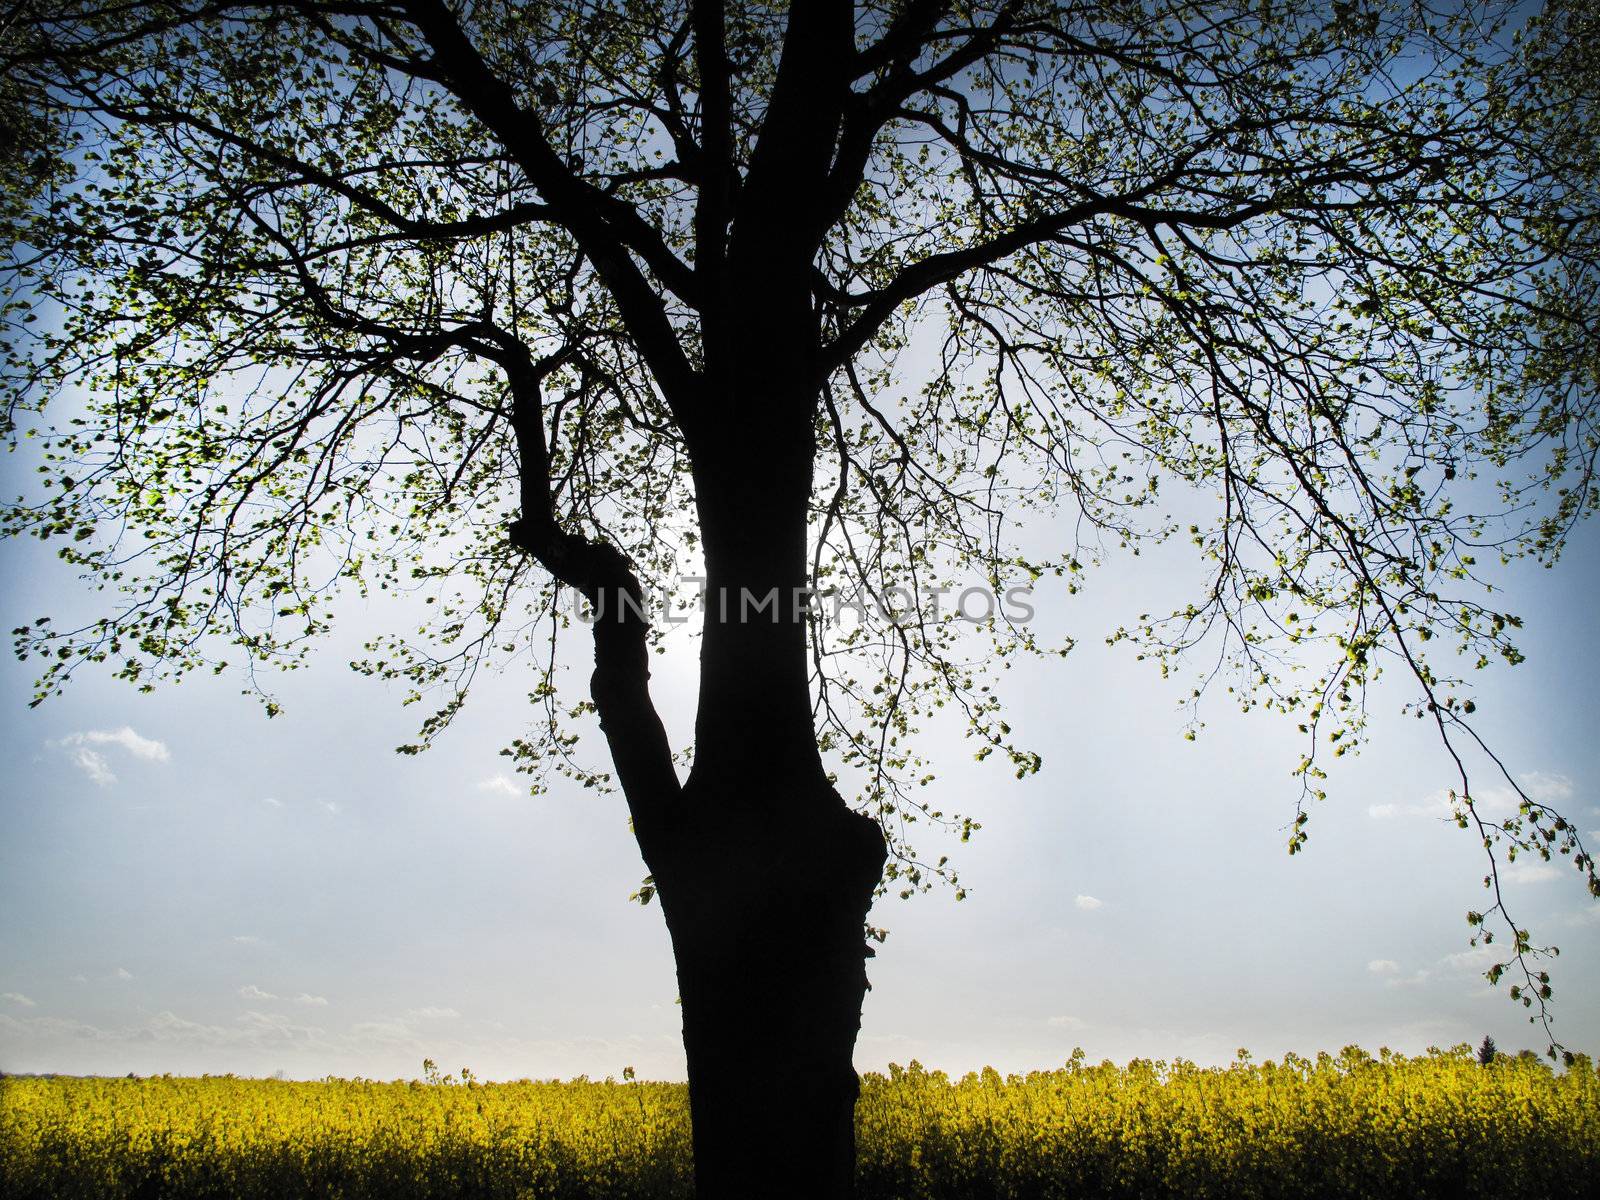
[1507,862,1560,885]
[67,730,167,768]
[94,727,169,760]
[294,994,329,1007]
[0,1012,116,1042]
[53,727,170,785]
[477,774,521,798]
[113,967,134,981]
[231,935,261,945]
[1386,970,1431,990]
[71,748,118,786]
[238,984,277,1000]
[1368,791,1453,821]
[262,797,282,808]
[70,974,87,984]
[1369,784,1537,823]
[1519,772,1574,803]
[0,1009,683,1081]
[408,1006,459,1020]
[1,1008,322,1049]
[2,992,36,1007]
[144,1009,324,1046]
[1074,894,1103,911]
[1047,1014,1086,1029]
[319,800,341,815]
[1439,945,1498,973]
[1367,959,1399,974]
[236,1010,327,1041]
[350,1018,417,1044]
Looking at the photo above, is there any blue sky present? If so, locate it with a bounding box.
[3,465,1597,1082]
[4,0,1592,1085]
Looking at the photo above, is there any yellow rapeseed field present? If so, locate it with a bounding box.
[2,1045,1595,1198]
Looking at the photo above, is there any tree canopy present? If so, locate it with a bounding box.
[4,0,1598,1055]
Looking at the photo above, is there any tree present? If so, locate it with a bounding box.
[3,1,1597,1194]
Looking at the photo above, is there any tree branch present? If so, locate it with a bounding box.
[734,0,853,251]
[691,0,731,277]
[501,345,682,847]
[822,1,1022,231]
[399,0,700,408]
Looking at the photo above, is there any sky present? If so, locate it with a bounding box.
[2,449,1598,1083]
[3,0,1593,1088]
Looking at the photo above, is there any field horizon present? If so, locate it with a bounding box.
[5,1044,1598,1199]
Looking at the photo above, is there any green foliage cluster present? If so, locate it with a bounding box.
[3,1045,1595,1199]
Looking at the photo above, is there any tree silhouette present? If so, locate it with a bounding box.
[4,1,1597,1194]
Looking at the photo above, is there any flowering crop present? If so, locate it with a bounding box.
[2,1044,1594,1198]
[855,1045,1599,1199]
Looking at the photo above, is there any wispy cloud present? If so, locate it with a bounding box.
[1074,894,1103,911]
[1367,959,1399,975]
[319,800,341,816]
[1506,861,1560,884]
[408,1006,459,1020]
[231,935,262,946]
[1371,772,1581,823]
[113,967,134,981]
[150,1008,325,1046]
[1386,970,1431,990]
[0,1009,327,1051]
[262,797,282,808]
[85,727,169,760]
[238,984,277,1001]
[1367,792,1454,821]
[1370,782,1532,823]
[294,993,329,1007]
[2,992,36,1007]
[70,748,118,785]
[350,1018,417,1044]
[477,774,521,798]
[1047,1014,1086,1029]
[1519,772,1574,803]
[0,1009,681,1080]
[52,727,170,786]
[1439,945,1497,973]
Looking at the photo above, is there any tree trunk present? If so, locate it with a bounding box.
[647,415,885,1197]
[655,788,885,1200]
[529,389,884,1192]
